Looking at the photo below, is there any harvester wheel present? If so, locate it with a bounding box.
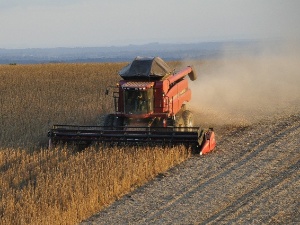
[182,110,194,127]
[104,114,115,128]
[175,114,184,131]
[113,116,124,128]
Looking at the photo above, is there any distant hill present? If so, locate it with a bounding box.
[0,40,270,64]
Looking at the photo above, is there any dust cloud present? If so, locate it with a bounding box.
[184,41,300,126]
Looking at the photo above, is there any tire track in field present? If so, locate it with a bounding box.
[230,174,300,225]
[201,160,300,225]
[141,119,300,224]
[212,125,300,225]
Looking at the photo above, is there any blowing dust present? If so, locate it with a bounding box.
[184,41,300,127]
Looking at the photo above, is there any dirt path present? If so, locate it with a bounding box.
[81,113,300,224]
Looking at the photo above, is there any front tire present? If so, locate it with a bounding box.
[103,114,115,128]
[182,110,194,130]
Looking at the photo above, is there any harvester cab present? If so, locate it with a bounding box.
[48,57,216,155]
[121,81,154,116]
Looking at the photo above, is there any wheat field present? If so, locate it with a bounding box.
[0,62,189,225]
[0,63,120,149]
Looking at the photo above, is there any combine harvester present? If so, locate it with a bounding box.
[48,57,216,155]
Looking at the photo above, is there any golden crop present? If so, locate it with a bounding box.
[0,63,190,225]
[0,63,122,149]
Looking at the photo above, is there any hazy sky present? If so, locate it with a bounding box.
[1,0,299,48]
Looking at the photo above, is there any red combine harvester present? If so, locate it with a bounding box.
[48,57,216,155]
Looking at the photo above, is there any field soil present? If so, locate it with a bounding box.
[81,111,300,224]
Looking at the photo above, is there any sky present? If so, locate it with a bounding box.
[0,0,300,49]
